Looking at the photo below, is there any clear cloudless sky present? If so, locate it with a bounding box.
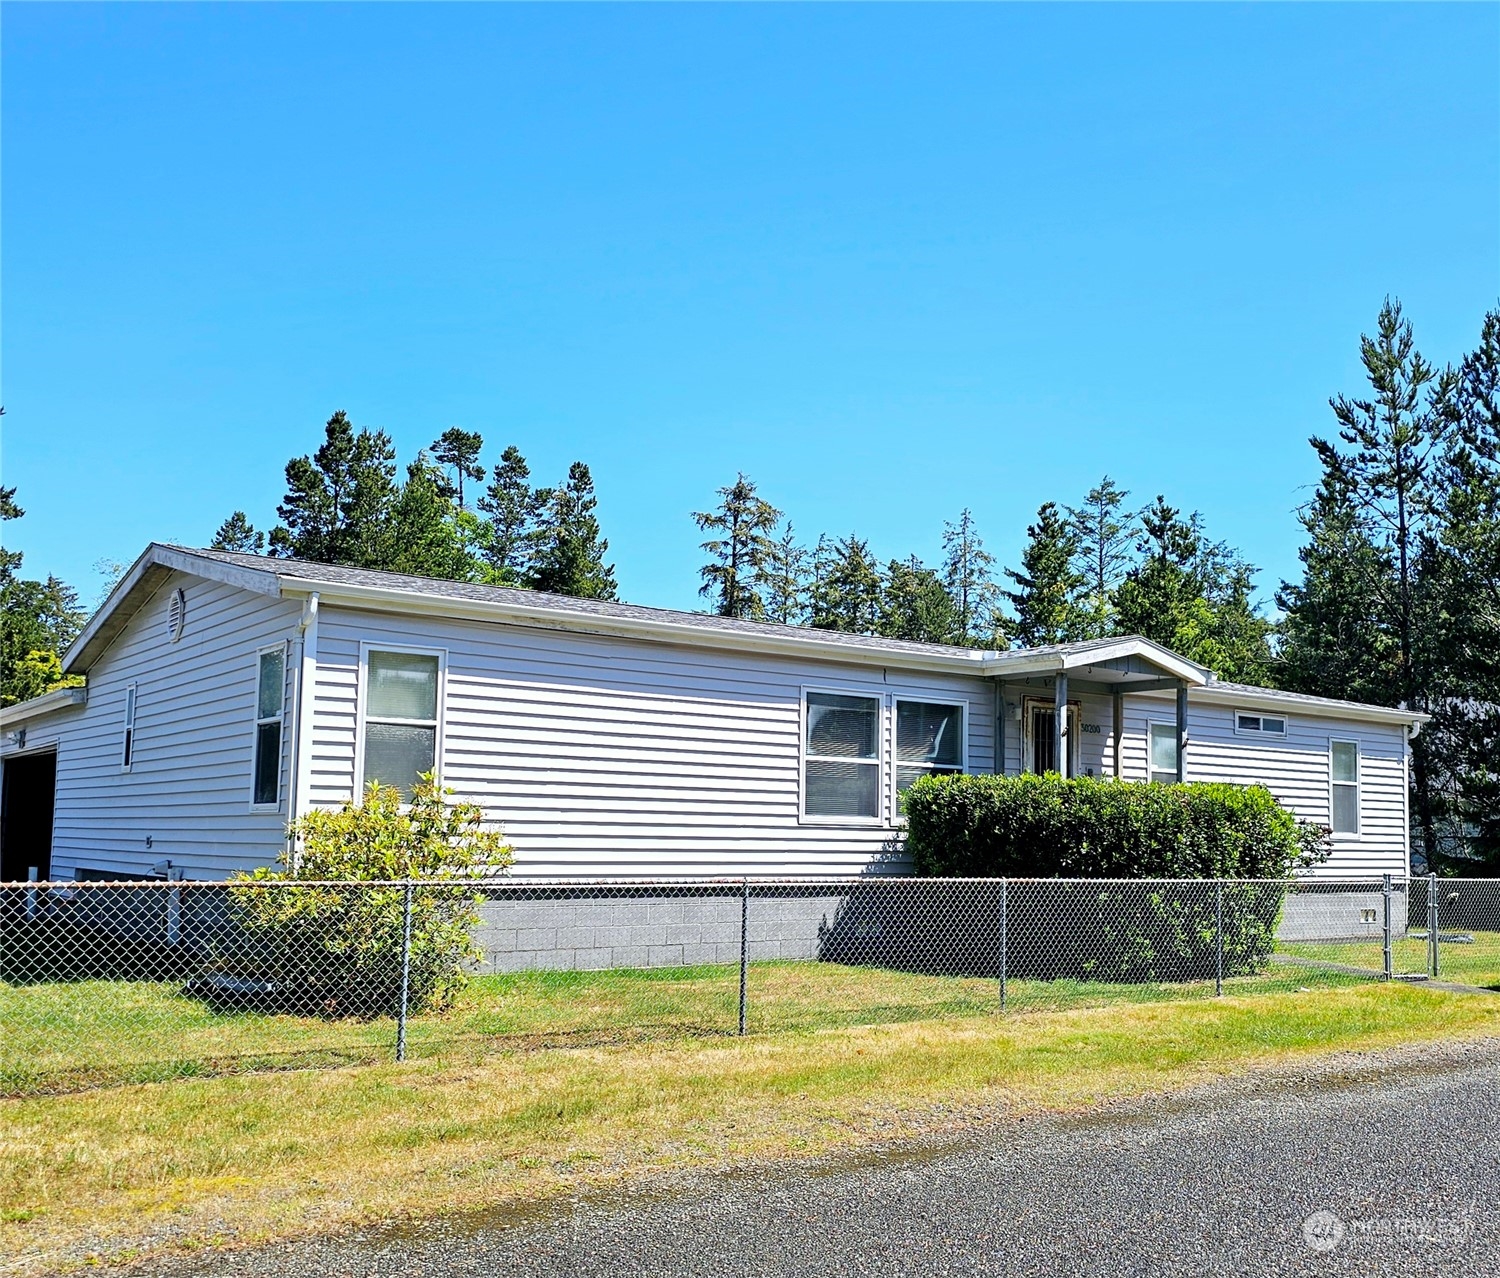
[4,3,1498,614]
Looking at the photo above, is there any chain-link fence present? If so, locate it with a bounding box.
[4,874,1495,1097]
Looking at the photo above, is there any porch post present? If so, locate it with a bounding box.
[1112,691,1124,779]
[1175,682,1188,783]
[993,681,1007,777]
[1054,671,1069,778]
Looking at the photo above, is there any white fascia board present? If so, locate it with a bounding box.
[277,578,995,675]
[978,639,1210,686]
[1,686,88,727]
[63,544,282,674]
[1135,683,1430,727]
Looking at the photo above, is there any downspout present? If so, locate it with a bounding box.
[286,592,320,873]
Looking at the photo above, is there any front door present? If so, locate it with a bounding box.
[0,751,57,881]
[1024,700,1079,778]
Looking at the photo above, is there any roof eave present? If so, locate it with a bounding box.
[1141,682,1431,726]
[277,576,996,674]
[1,685,89,728]
[64,544,283,674]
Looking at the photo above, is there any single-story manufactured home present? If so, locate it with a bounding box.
[1,544,1427,884]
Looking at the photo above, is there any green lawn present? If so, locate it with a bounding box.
[2,956,1375,1097]
[1279,929,1500,989]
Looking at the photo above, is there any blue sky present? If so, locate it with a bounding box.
[5,3,1497,614]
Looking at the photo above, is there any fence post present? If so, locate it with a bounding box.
[166,867,183,946]
[738,879,749,1036]
[1428,871,1439,978]
[1214,881,1224,997]
[1382,873,1393,981]
[396,882,414,1063]
[26,866,38,923]
[999,878,1008,1011]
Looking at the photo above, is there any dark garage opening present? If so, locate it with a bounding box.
[1,751,57,881]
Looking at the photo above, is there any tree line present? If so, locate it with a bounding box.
[3,299,1498,869]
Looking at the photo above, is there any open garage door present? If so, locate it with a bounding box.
[1,751,56,881]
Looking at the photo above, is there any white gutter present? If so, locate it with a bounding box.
[1134,681,1430,728]
[1,686,88,728]
[286,592,320,872]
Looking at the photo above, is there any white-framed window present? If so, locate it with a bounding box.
[802,689,882,822]
[895,699,966,797]
[1022,697,1079,776]
[1149,722,1179,785]
[252,646,287,809]
[1331,739,1360,834]
[358,645,445,800]
[1235,712,1287,737]
[121,683,138,771]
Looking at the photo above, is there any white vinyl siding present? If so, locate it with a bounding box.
[308,605,995,878]
[1120,693,1407,878]
[37,573,302,878]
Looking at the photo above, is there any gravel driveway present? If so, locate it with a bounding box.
[145,1038,1500,1278]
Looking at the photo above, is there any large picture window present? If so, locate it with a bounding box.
[1331,740,1360,834]
[362,649,442,799]
[252,647,286,807]
[896,700,963,795]
[803,691,881,820]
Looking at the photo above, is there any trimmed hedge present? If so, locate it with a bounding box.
[903,773,1327,880]
[889,774,1330,984]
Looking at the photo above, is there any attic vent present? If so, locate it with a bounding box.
[167,588,187,643]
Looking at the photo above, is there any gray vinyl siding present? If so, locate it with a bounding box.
[39,573,302,878]
[308,605,995,878]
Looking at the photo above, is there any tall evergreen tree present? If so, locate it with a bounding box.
[880,555,960,644]
[530,462,617,599]
[1114,497,1273,682]
[759,523,808,625]
[430,428,486,509]
[386,454,481,581]
[477,445,545,585]
[269,411,399,567]
[1001,503,1086,648]
[210,512,266,555]
[1276,480,1397,705]
[941,509,998,646]
[1308,298,1456,859]
[1066,477,1137,639]
[692,474,782,620]
[810,535,882,634]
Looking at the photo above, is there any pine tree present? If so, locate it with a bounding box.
[692,474,782,620]
[477,445,545,586]
[880,556,960,644]
[1309,298,1457,861]
[210,512,266,555]
[810,535,882,634]
[0,476,87,705]
[431,428,486,509]
[1276,481,1397,704]
[1001,503,1085,648]
[269,411,399,567]
[530,462,618,599]
[386,454,480,581]
[1066,477,1137,639]
[759,523,808,625]
[941,509,998,646]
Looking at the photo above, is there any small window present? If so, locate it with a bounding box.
[1236,713,1287,737]
[362,649,441,799]
[121,684,137,770]
[896,700,964,795]
[1331,740,1360,834]
[252,648,286,807]
[804,691,881,820]
[1149,722,1178,785]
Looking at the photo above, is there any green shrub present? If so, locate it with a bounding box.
[214,775,512,1016]
[896,774,1330,982]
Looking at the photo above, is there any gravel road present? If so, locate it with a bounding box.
[146,1039,1500,1278]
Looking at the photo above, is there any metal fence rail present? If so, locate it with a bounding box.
[2,874,1494,1097]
